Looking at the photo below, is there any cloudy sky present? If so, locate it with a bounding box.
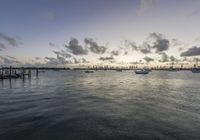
[0,0,200,67]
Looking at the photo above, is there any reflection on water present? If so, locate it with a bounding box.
[0,70,200,140]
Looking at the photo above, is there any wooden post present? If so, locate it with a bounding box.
[36,69,38,78]
[28,70,31,78]
[2,67,4,79]
[23,68,25,79]
[9,66,12,79]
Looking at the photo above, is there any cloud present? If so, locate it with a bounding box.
[130,61,140,65]
[143,56,154,63]
[82,58,89,63]
[148,32,170,52]
[65,38,88,55]
[35,57,42,60]
[45,55,72,66]
[139,42,151,54]
[169,56,177,62]
[171,39,182,46]
[6,55,16,60]
[124,40,138,50]
[0,43,6,49]
[53,50,71,58]
[0,56,21,65]
[56,55,70,65]
[159,52,169,62]
[178,47,183,52]
[84,38,107,54]
[99,56,114,61]
[180,46,200,57]
[122,40,152,54]
[73,58,80,64]
[124,51,128,55]
[49,42,60,48]
[111,50,119,56]
[0,32,19,47]
[45,57,58,65]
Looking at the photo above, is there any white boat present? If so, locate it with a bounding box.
[135,69,149,74]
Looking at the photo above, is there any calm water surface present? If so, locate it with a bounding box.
[0,70,200,140]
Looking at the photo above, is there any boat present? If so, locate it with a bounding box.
[116,69,122,72]
[84,70,94,73]
[167,68,178,72]
[191,68,200,73]
[135,69,149,74]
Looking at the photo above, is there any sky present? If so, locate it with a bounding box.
[0,0,200,67]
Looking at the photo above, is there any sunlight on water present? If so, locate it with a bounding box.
[0,70,200,140]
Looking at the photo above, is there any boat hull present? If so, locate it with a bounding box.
[135,70,149,74]
[191,70,200,73]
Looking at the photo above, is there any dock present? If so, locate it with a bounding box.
[0,66,70,80]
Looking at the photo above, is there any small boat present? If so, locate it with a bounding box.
[135,69,149,74]
[167,68,178,72]
[191,68,200,73]
[84,70,94,73]
[116,69,122,72]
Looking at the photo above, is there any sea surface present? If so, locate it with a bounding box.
[0,70,200,140]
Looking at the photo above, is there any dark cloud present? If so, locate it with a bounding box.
[45,57,58,65]
[143,56,154,63]
[65,38,88,55]
[53,50,71,58]
[124,40,137,50]
[111,50,119,56]
[169,56,176,62]
[122,40,152,54]
[56,55,70,65]
[124,51,128,55]
[180,46,200,57]
[178,47,183,52]
[139,42,151,54]
[0,32,19,47]
[130,61,140,64]
[53,51,60,55]
[148,32,170,52]
[84,38,107,54]
[73,58,80,64]
[35,57,42,60]
[45,55,71,66]
[49,42,59,48]
[72,57,89,64]
[159,52,169,62]
[0,56,20,65]
[99,56,114,61]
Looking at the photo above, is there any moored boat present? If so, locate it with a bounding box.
[84,70,94,73]
[191,68,200,73]
[135,69,149,74]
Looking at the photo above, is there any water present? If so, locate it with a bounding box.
[0,70,200,140]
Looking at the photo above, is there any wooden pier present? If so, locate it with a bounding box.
[0,66,70,80]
